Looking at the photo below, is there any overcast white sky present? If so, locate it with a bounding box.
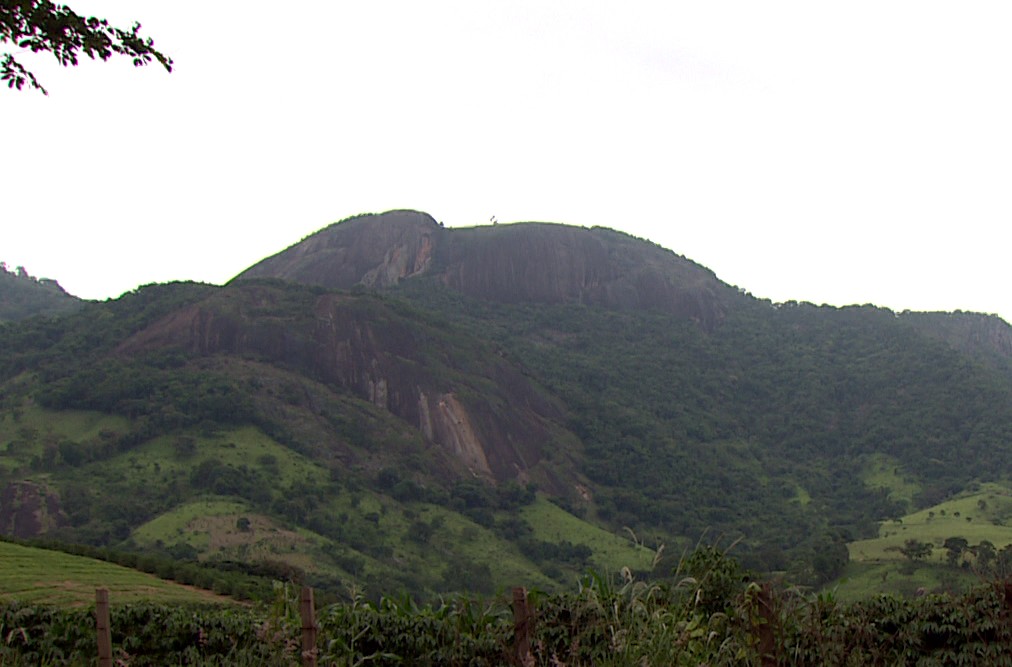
[3,1,1010,323]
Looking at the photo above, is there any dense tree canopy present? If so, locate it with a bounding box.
[1,0,171,94]
[0,262,82,321]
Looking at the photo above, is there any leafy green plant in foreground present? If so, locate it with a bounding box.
[7,543,1012,665]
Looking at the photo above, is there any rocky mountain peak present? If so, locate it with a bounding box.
[239,210,442,289]
[236,210,735,327]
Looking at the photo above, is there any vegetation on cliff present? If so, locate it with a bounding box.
[3,213,1012,601]
[0,263,82,321]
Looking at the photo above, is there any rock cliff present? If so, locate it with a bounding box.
[117,284,566,485]
[902,311,1012,374]
[239,210,440,289]
[0,481,68,538]
[236,210,734,328]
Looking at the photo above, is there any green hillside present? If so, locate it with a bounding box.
[828,482,1012,600]
[3,217,1012,600]
[394,280,1012,583]
[849,482,1012,564]
[0,400,625,597]
[0,264,82,322]
[0,541,232,607]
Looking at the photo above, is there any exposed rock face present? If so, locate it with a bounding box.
[240,210,441,289]
[418,392,492,476]
[235,210,734,328]
[902,311,1012,372]
[205,210,742,483]
[118,286,559,484]
[0,480,68,538]
[435,224,729,327]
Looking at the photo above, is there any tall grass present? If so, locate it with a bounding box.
[6,547,1012,665]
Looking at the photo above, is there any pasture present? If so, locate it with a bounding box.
[0,541,232,607]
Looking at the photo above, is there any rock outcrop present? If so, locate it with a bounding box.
[235,210,735,328]
[239,210,440,289]
[117,284,562,485]
[902,311,1012,372]
[0,480,69,538]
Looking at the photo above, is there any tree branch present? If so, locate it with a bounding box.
[0,0,172,94]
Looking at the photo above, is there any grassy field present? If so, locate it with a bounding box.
[0,541,233,607]
[834,482,1012,599]
[132,498,255,552]
[130,491,659,595]
[131,497,331,574]
[861,453,921,510]
[0,405,129,472]
[129,489,562,593]
[407,502,559,591]
[288,490,563,592]
[831,560,980,603]
[522,496,656,574]
[848,482,1012,565]
[108,426,341,575]
[104,425,330,489]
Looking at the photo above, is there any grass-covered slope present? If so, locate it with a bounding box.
[832,482,1012,599]
[849,483,1012,563]
[0,390,636,599]
[0,541,232,607]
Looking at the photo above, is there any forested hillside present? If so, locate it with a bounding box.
[0,263,82,321]
[392,280,1012,581]
[2,211,1012,598]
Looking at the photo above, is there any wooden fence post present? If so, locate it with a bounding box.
[300,586,318,667]
[512,586,533,666]
[95,588,112,667]
[755,582,777,667]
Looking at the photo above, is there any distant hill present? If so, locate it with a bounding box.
[0,263,83,321]
[3,210,1012,599]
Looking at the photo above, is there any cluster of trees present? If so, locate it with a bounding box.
[940,537,1012,577]
[0,263,81,321]
[37,361,259,429]
[1,0,171,94]
[881,536,1012,583]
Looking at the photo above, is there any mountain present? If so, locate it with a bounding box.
[0,263,83,321]
[236,210,732,328]
[3,210,1012,598]
[902,310,1012,373]
[112,280,573,488]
